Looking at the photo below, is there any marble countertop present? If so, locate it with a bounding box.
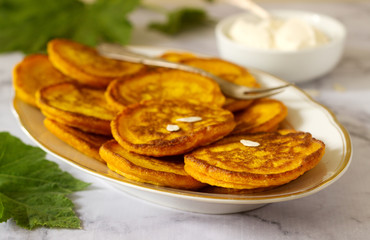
[1,1,370,239]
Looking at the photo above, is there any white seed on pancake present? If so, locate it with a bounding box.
[167,124,180,132]
[240,139,260,147]
[176,116,202,123]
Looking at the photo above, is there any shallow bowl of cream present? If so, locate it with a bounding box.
[215,10,346,83]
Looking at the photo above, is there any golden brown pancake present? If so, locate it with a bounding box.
[47,39,145,88]
[111,99,236,157]
[223,98,255,112]
[161,52,260,112]
[182,58,259,88]
[44,118,111,162]
[100,140,206,190]
[105,68,225,111]
[184,131,325,189]
[160,51,197,62]
[12,54,73,107]
[232,98,288,134]
[36,82,117,135]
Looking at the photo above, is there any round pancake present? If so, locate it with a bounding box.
[182,58,259,88]
[47,39,145,88]
[232,98,288,134]
[100,140,206,190]
[44,118,111,162]
[184,131,325,189]
[13,54,73,107]
[105,68,225,111]
[111,99,236,157]
[36,82,117,135]
[170,55,260,112]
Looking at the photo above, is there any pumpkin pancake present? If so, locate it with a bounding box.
[44,118,111,162]
[223,98,255,112]
[111,99,236,157]
[160,51,197,62]
[36,82,117,135]
[232,98,288,134]
[182,58,260,112]
[160,52,259,112]
[100,140,206,190]
[184,131,325,189]
[105,68,225,111]
[182,58,259,88]
[47,39,145,88]
[13,54,73,107]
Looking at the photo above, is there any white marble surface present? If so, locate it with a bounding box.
[1,1,370,239]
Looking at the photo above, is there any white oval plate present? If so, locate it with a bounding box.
[12,46,352,214]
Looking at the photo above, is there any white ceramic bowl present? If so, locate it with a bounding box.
[215,10,346,83]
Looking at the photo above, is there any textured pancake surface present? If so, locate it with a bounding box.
[105,68,225,111]
[184,131,325,189]
[111,99,236,157]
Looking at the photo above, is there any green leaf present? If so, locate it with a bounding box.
[0,132,89,229]
[148,7,209,35]
[72,0,140,47]
[0,0,140,54]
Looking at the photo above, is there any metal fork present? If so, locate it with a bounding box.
[97,43,291,100]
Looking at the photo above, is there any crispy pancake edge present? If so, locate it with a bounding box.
[36,82,114,135]
[44,118,110,162]
[232,98,288,134]
[48,39,113,87]
[99,140,206,190]
[13,54,72,107]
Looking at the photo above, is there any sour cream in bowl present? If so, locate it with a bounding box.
[216,10,346,83]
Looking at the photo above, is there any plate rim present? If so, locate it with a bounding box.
[11,45,352,204]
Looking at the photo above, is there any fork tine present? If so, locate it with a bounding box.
[242,83,292,94]
[236,89,285,100]
[97,43,291,100]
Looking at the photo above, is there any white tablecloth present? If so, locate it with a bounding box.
[1,1,370,239]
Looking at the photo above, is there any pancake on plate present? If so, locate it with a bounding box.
[160,51,260,112]
[100,140,206,190]
[36,82,117,135]
[47,39,145,88]
[44,118,111,162]
[105,68,225,111]
[13,54,73,107]
[111,99,236,157]
[182,57,261,112]
[160,51,197,62]
[232,98,288,134]
[184,131,325,189]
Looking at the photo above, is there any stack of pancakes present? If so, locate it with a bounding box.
[13,39,325,193]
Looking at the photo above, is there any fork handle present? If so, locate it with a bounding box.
[97,43,250,96]
[96,43,290,100]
